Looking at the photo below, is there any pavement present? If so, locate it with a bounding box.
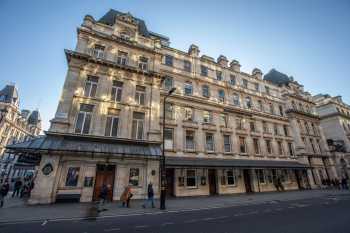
[1,189,350,233]
[0,189,349,224]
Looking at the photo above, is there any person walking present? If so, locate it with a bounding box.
[12,178,22,198]
[98,184,109,212]
[341,177,348,190]
[0,179,10,207]
[142,183,155,208]
[120,186,133,208]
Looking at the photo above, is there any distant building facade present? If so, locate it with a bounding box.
[0,84,41,179]
[7,10,338,204]
[313,94,350,178]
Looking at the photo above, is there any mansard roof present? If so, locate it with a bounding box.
[27,110,41,125]
[0,84,19,104]
[263,69,292,86]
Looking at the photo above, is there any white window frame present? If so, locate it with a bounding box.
[135,86,146,105]
[223,135,231,153]
[205,132,215,152]
[111,80,123,102]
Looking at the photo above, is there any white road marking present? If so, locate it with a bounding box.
[184,219,199,223]
[202,217,215,221]
[41,220,48,226]
[135,225,149,228]
[104,228,120,232]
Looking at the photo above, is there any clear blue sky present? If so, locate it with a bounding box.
[1,0,349,131]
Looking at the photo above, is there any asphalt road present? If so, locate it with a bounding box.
[1,194,350,233]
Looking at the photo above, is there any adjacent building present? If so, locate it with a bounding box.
[0,84,41,179]
[313,94,350,178]
[6,10,338,204]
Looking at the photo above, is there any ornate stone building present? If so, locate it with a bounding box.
[7,9,337,204]
[0,84,41,179]
[313,94,350,178]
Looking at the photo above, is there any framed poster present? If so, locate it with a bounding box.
[65,167,80,187]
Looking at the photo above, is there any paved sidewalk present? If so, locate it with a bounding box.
[0,189,349,224]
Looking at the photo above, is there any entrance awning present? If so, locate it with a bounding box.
[166,157,309,169]
[6,132,161,159]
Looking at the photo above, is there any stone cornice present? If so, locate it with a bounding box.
[285,108,320,120]
[320,112,350,120]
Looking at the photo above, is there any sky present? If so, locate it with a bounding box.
[0,0,349,131]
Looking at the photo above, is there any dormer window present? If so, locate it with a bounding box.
[116,51,128,65]
[138,56,148,71]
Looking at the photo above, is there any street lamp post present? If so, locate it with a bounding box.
[160,87,176,210]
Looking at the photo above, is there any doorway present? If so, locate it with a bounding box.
[208,169,217,195]
[166,168,175,197]
[93,164,115,201]
[243,169,253,193]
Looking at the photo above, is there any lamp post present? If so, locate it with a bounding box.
[160,87,176,210]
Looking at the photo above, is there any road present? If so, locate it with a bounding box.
[1,193,350,233]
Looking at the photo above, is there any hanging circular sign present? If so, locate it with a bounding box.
[42,163,53,175]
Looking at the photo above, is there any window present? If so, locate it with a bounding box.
[269,103,274,114]
[253,138,260,155]
[165,102,174,119]
[304,122,310,134]
[226,170,236,185]
[274,124,279,135]
[257,100,263,111]
[224,135,231,153]
[135,86,146,105]
[111,80,123,102]
[220,113,228,127]
[283,125,289,136]
[250,121,256,132]
[84,76,98,98]
[202,85,210,98]
[292,101,297,110]
[91,44,105,59]
[242,79,248,88]
[185,130,195,150]
[266,139,272,154]
[184,60,191,72]
[257,170,265,184]
[205,133,214,152]
[239,136,246,154]
[233,93,240,106]
[132,112,145,140]
[186,169,197,187]
[263,121,269,133]
[105,109,119,137]
[310,138,316,153]
[216,71,223,81]
[265,86,270,95]
[299,103,304,111]
[203,110,212,123]
[230,75,236,85]
[218,90,225,103]
[184,82,193,96]
[116,51,128,65]
[279,105,284,116]
[138,56,148,71]
[236,117,244,130]
[65,167,80,187]
[129,168,140,186]
[164,76,173,90]
[75,104,94,134]
[254,83,259,91]
[277,141,284,155]
[316,140,322,153]
[165,54,173,66]
[164,128,174,150]
[201,65,208,76]
[311,123,317,135]
[184,107,194,121]
[245,96,252,109]
[288,143,294,156]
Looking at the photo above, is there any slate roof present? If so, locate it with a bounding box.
[0,84,19,104]
[6,132,161,158]
[263,69,292,86]
[97,9,169,41]
[166,156,308,169]
[27,110,41,125]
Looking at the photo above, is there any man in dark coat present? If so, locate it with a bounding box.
[0,179,10,207]
[142,183,155,208]
[12,178,22,197]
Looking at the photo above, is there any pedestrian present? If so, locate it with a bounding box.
[341,177,348,190]
[0,179,10,207]
[120,186,133,208]
[142,183,155,208]
[98,184,109,212]
[277,177,284,191]
[12,178,22,198]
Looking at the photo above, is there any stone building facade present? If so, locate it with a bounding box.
[7,9,338,204]
[313,94,350,178]
[0,84,41,179]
